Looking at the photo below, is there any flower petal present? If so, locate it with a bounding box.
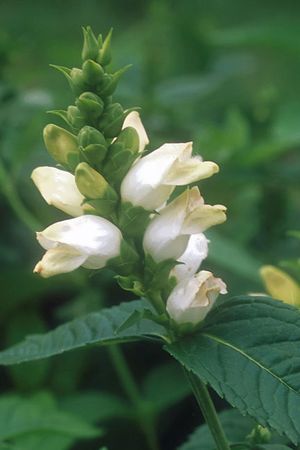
[34,246,87,278]
[37,215,122,261]
[122,111,149,152]
[173,233,209,281]
[260,265,300,306]
[31,166,84,216]
[164,157,219,185]
[166,270,227,325]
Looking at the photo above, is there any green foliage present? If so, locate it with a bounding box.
[178,409,255,450]
[0,392,101,449]
[166,296,300,444]
[0,300,167,365]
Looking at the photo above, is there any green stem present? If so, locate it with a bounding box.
[0,159,40,231]
[107,345,160,450]
[185,370,231,450]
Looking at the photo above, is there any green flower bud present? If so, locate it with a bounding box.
[114,127,139,153]
[78,126,108,166]
[76,92,104,120]
[98,103,125,138]
[43,124,79,170]
[97,28,113,66]
[82,26,99,61]
[70,68,88,94]
[82,59,104,86]
[75,162,118,217]
[67,105,85,130]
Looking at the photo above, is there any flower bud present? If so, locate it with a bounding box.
[97,28,113,66]
[166,270,227,326]
[78,126,108,166]
[76,92,104,120]
[98,103,125,138]
[43,124,79,170]
[70,68,88,94]
[67,106,85,130]
[143,187,226,262]
[82,59,104,86]
[75,162,113,199]
[31,166,84,217]
[121,142,219,211]
[34,215,122,278]
[260,265,300,306]
[82,26,99,61]
[75,162,118,217]
[122,111,149,152]
[102,127,140,188]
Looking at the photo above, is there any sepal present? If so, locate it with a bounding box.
[107,239,140,276]
[118,202,151,238]
[43,124,79,170]
[67,105,85,130]
[82,26,99,61]
[82,59,105,86]
[76,92,104,121]
[97,28,113,66]
[78,126,108,167]
[97,65,131,97]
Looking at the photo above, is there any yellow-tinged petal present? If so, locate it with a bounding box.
[260,265,300,306]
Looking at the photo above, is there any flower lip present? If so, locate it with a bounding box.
[31,166,85,217]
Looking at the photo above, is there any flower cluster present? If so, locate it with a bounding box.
[32,27,227,329]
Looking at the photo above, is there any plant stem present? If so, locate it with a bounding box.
[0,159,40,231]
[107,345,160,450]
[185,370,231,450]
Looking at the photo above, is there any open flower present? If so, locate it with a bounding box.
[166,270,227,326]
[143,187,226,262]
[122,111,149,152]
[34,215,122,278]
[172,233,209,281]
[120,142,219,210]
[31,166,84,216]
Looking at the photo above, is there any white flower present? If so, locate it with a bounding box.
[34,215,122,278]
[172,233,209,281]
[166,270,227,326]
[120,142,219,210]
[143,187,226,262]
[31,166,84,217]
[122,111,149,152]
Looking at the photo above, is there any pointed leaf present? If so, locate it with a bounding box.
[166,296,300,444]
[0,300,167,365]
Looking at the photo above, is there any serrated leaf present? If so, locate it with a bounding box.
[178,409,255,450]
[0,300,167,365]
[166,296,300,444]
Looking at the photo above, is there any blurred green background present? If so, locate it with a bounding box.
[0,0,300,449]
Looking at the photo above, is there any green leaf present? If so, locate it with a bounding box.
[143,362,191,414]
[59,391,131,423]
[0,392,101,440]
[166,296,300,444]
[13,433,73,450]
[0,300,167,365]
[178,409,255,450]
[256,446,292,450]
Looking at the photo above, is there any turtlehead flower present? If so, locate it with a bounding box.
[120,142,219,211]
[143,187,226,262]
[34,215,122,278]
[122,111,149,152]
[31,166,84,217]
[172,233,209,281]
[260,265,300,307]
[166,270,227,326]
